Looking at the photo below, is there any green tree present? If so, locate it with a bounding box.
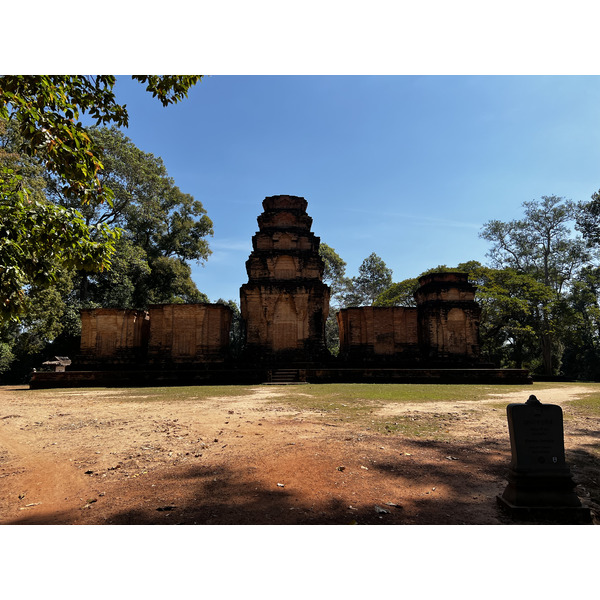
[216,298,245,358]
[576,188,600,247]
[318,242,349,354]
[374,278,419,307]
[0,75,202,322]
[464,263,555,369]
[0,268,78,381]
[343,252,393,307]
[0,341,14,375]
[0,118,47,197]
[561,266,600,380]
[87,238,151,308]
[0,170,116,320]
[0,124,212,381]
[319,242,348,306]
[144,256,209,305]
[50,126,213,306]
[373,264,473,308]
[0,76,201,204]
[480,196,590,375]
[66,126,213,264]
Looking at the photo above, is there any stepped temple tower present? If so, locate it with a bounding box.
[240,195,330,363]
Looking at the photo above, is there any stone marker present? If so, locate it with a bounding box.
[497,394,591,523]
[41,356,72,372]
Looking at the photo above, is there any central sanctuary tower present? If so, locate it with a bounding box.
[240,195,330,363]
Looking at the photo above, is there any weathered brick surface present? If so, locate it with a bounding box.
[415,272,481,362]
[337,272,481,365]
[337,307,419,360]
[78,309,149,364]
[147,303,232,364]
[78,304,232,366]
[240,195,330,361]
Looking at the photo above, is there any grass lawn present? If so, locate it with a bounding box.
[34,380,600,406]
[28,382,599,436]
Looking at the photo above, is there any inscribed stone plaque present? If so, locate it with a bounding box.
[506,395,566,471]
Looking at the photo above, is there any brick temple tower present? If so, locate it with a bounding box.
[240,195,330,363]
[415,272,481,364]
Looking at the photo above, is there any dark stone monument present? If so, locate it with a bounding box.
[497,394,591,523]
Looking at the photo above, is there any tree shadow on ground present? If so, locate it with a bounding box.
[33,439,517,525]
[103,434,599,525]
[6,435,597,526]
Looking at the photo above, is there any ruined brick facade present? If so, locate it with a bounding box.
[147,303,232,364]
[337,272,481,365]
[337,307,419,361]
[25,193,539,388]
[77,304,232,367]
[79,308,149,365]
[415,272,481,363]
[240,195,330,362]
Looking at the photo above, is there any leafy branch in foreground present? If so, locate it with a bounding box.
[0,170,117,319]
[0,75,202,322]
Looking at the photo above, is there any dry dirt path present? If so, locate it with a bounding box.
[0,384,598,525]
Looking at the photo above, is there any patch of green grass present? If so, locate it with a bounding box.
[132,385,263,402]
[275,382,600,436]
[570,393,600,416]
[45,385,261,403]
[274,382,539,412]
[27,381,600,418]
[374,416,444,439]
[270,383,525,432]
[295,382,587,403]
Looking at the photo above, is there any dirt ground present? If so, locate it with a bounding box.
[0,383,598,525]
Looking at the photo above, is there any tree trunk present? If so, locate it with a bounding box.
[80,272,89,303]
[512,339,523,369]
[540,333,554,376]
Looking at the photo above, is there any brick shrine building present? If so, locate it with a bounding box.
[147,303,232,366]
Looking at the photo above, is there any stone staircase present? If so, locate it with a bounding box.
[267,368,303,384]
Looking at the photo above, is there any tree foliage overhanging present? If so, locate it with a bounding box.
[0,75,202,322]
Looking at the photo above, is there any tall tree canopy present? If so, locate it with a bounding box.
[462,262,555,370]
[373,278,418,307]
[576,188,600,247]
[50,126,214,306]
[480,195,590,374]
[561,264,600,380]
[318,242,348,307]
[343,252,393,307]
[0,76,201,204]
[0,75,202,321]
[318,242,348,354]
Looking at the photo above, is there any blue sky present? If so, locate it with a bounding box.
[108,75,600,303]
